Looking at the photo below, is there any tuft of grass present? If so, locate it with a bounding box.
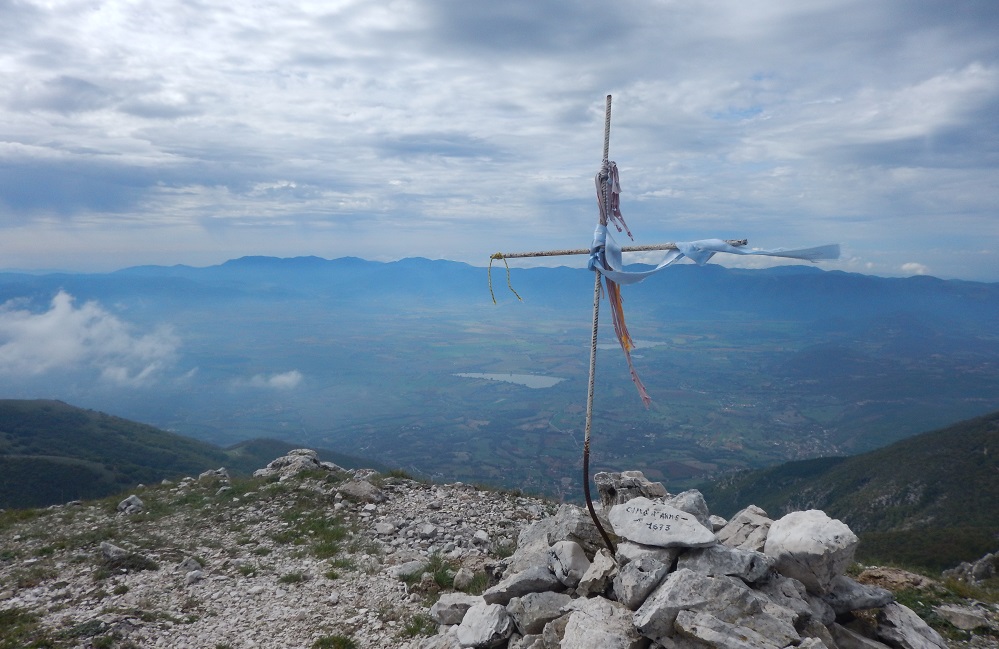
[95,552,159,581]
[491,539,516,559]
[238,564,259,577]
[399,553,456,590]
[312,635,357,649]
[401,613,437,638]
[278,571,307,585]
[460,571,490,595]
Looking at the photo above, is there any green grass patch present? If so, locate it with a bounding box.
[0,606,60,649]
[271,508,349,559]
[401,613,436,638]
[312,635,357,649]
[278,572,307,585]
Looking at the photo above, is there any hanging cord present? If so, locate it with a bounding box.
[488,253,523,304]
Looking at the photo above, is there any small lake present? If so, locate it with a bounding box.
[455,373,566,389]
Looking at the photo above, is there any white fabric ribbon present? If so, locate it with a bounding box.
[590,224,839,286]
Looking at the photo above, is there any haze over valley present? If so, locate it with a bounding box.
[2,256,998,500]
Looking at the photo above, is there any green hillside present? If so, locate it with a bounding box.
[700,410,999,570]
[0,400,381,509]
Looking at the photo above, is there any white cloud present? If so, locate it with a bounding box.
[238,370,304,390]
[0,291,179,385]
[901,262,930,276]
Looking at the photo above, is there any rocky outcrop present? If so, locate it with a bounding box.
[252,448,344,481]
[1,460,993,648]
[417,471,953,649]
[943,550,998,584]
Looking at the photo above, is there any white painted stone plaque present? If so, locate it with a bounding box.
[608,497,716,548]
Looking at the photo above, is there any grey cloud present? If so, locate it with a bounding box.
[11,75,115,114]
[378,132,510,160]
[416,0,634,57]
[0,160,153,215]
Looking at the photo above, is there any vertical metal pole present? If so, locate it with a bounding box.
[583,95,615,555]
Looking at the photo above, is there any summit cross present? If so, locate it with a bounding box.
[489,95,839,554]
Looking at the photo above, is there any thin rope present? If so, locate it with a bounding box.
[488,241,749,299]
[490,240,748,260]
[487,254,522,304]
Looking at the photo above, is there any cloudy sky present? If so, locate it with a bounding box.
[1,0,997,281]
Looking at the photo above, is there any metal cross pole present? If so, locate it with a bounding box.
[489,95,749,556]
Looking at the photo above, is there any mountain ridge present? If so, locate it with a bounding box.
[0,399,385,509]
[699,409,999,569]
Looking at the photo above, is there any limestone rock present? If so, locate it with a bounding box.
[763,509,858,594]
[633,569,799,647]
[676,544,774,583]
[198,467,229,482]
[831,622,893,649]
[252,448,339,481]
[338,478,386,503]
[117,494,144,514]
[593,470,668,510]
[576,548,618,597]
[430,593,482,625]
[550,504,607,554]
[418,627,463,649]
[541,613,570,648]
[506,591,572,635]
[933,603,991,630]
[561,596,648,649]
[875,602,948,649]
[608,498,715,549]
[482,566,564,606]
[456,602,514,648]
[753,573,814,629]
[613,556,670,611]
[100,541,129,561]
[453,567,476,592]
[507,517,557,574]
[548,540,590,588]
[662,490,712,531]
[674,610,782,649]
[715,505,772,552]
[801,618,839,648]
[616,541,680,568]
[821,574,895,615]
[708,515,727,532]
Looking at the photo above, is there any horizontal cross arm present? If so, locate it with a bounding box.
[490,239,748,260]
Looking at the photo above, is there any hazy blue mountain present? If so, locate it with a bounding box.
[1,257,997,498]
[699,409,999,569]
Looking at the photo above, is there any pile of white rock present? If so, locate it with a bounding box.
[420,470,948,649]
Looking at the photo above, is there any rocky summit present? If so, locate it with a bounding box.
[0,455,996,649]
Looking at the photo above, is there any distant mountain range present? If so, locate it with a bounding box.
[0,399,384,509]
[699,409,999,570]
[1,256,998,497]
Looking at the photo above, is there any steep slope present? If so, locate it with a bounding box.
[700,410,999,569]
[0,400,379,509]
